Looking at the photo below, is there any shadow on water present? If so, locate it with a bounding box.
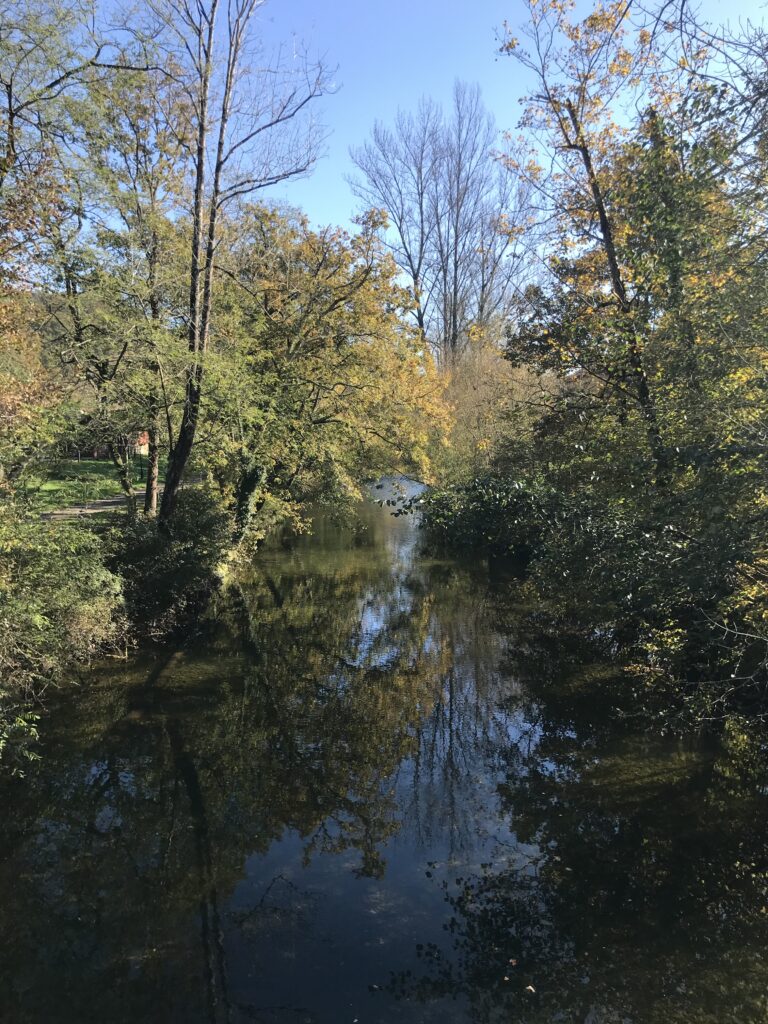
[1,478,767,1023]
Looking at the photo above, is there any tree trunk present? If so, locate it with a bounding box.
[108,439,136,515]
[160,371,202,521]
[158,1,218,525]
[144,416,160,515]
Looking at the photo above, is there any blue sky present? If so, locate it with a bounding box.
[258,0,765,231]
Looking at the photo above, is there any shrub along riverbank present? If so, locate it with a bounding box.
[421,467,768,723]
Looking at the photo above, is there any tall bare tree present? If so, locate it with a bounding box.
[350,82,530,367]
[349,98,440,337]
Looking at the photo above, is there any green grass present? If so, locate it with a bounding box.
[22,458,164,513]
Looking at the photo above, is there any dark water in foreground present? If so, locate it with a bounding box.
[1,485,768,1024]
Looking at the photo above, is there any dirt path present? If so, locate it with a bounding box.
[42,488,165,520]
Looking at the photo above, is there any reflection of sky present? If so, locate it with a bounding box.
[345,491,546,871]
[337,477,431,669]
[281,484,542,885]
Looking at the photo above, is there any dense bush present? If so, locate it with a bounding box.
[0,507,123,770]
[422,476,556,563]
[423,467,767,710]
[111,488,233,636]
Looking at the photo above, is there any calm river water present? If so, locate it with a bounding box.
[1,483,767,1023]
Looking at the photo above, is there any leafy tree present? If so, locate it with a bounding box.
[127,0,331,523]
[425,0,768,713]
[201,205,449,548]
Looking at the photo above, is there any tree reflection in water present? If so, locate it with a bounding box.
[1,483,767,1023]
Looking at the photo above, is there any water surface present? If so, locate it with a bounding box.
[1,485,767,1023]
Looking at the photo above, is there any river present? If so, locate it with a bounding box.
[1,481,767,1023]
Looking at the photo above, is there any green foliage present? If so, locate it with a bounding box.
[110,489,233,635]
[200,206,448,549]
[0,506,123,770]
[423,476,553,562]
[426,451,766,702]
